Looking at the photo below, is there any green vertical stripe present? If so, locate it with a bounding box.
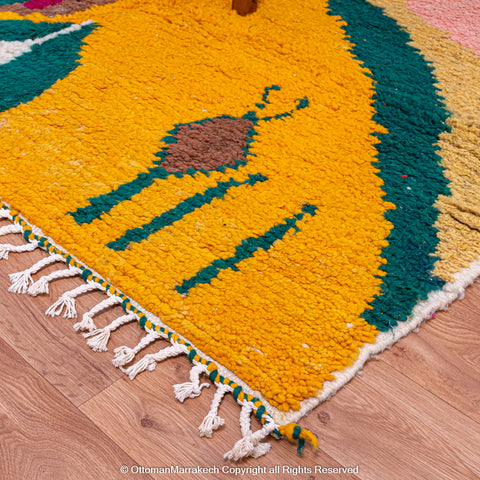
[328,0,451,331]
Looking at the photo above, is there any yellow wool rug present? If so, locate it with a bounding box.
[1,0,480,459]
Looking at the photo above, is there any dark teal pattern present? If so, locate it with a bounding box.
[107,173,268,251]
[0,20,74,39]
[69,86,308,225]
[328,0,451,331]
[0,20,97,112]
[176,204,317,295]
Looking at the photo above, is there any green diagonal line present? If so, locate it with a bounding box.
[175,203,317,295]
[107,173,268,251]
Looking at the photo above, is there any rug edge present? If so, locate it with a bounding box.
[0,202,318,459]
[272,255,480,424]
[3,200,476,450]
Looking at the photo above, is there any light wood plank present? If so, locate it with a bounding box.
[80,355,360,480]
[381,280,480,422]
[0,229,150,406]
[300,360,480,480]
[1,221,480,479]
[0,338,153,480]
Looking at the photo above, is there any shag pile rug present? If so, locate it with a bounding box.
[1,0,479,460]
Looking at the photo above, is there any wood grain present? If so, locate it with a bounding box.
[80,356,360,480]
[0,338,153,480]
[0,222,479,479]
[381,281,480,422]
[302,360,480,480]
[0,228,154,406]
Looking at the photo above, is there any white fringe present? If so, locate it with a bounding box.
[199,385,229,438]
[0,224,22,236]
[28,267,82,296]
[0,206,282,461]
[83,313,137,352]
[112,330,161,368]
[45,282,99,318]
[224,403,276,461]
[121,342,186,380]
[0,209,11,219]
[73,294,123,332]
[173,364,210,403]
[8,254,65,294]
[0,240,38,260]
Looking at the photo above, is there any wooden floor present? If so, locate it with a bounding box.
[0,228,479,480]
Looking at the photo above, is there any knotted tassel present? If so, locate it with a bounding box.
[173,364,210,402]
[112,330,160,368]
[45,282,99,318]
[223,403,276,461]
[0,224,22,236]
[28,267,82,296]
[121,342,186,380]
[83,313,137,352]
[73,294,123,332]
[276,422,319,455]
[8,270,33,294]
[199,385,229,438]
[8,254,65,294]
[0,240,38,260]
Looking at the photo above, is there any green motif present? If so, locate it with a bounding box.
[175,204,317,295]
[328,0,451,331]
[0,20,97,112]
[107,174,268,251]
[69,85,309,225]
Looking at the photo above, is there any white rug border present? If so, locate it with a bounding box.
[2,202,478,428]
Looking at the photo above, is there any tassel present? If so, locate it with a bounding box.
[276,422,319,454]
[28,267,82,296]
[223,403,276,461]
[112,330,160,368]
[173,364,209,402]
[28,276,50,296]
[8,271,33,294]
[73,294,123,332]
[45,293,77,318]
[0,224,22,236]
[121,342,186,380]
[199,385,229,438]
[83,313,137,352]
[8,254,65,294]
[224,436,272,461]
[45,282,99,318]
[112,345,136,367]
[199,413,225,438]
[0,241,38,260]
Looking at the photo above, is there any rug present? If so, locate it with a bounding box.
[1,0,480,460]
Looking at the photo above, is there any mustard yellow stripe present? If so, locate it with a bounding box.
[369,0,480,282]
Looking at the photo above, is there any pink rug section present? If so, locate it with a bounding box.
[408,0,480,55]
[24,0,63,9]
